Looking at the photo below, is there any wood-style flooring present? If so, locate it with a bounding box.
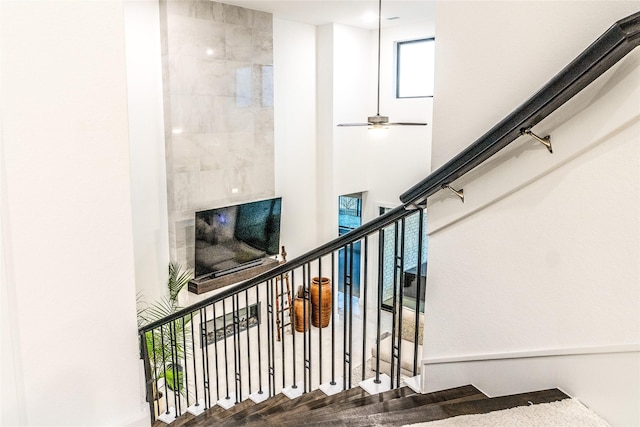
[153,384,569,426]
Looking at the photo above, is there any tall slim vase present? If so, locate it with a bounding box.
[310,277,332,328]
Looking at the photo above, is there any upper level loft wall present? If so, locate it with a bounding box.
[159,0,275,270]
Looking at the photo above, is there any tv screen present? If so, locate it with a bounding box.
[194,197,282,280]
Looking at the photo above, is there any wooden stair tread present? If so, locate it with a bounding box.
[154,385,569,427]
[314,386,417,414]
[177,396,259,426]
[285,388,568,426]
[239,386,415,426]
[226,389,328,424]
[277,385,487,426]
[229,386,376,426]
[363,387,571,427]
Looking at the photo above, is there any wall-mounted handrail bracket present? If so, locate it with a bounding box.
[442,184,464,203]
[521,128,553,153]
[406,199,427,210]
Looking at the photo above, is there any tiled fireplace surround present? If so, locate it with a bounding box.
[160,0,275,270]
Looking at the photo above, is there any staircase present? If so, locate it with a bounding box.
[139,11,639,427]
[156,385,569,426]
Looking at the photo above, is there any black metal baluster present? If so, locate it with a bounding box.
[244,290,252,396]
[306,262,312,392]
[159,325,170,416]
[361,236,369,382]
[390,221,399,388]
[330,252,337,387]
[140,331,156,423]
[189,312,200,412]
[222,299,231,402]
[342,245,348,389]
[374,228,385,384]
[232,295,241,403]
[413,209,424,375]
[303,263,309,392]
[267,279,275,396]
[151,330,160,418]
[150,330,160,418]
[200,307,211,408]
[280,273,286,390]
[397,218,406,388]
[169,322,180,416]
[347,242,354,388]
[255,285,264,399]
[290,270,297,391]
[179,316,187,410]
[317,257,323,386]
[210,304,218,405]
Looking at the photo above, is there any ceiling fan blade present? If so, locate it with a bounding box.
[337,123,371,127]
[388,122,428,126]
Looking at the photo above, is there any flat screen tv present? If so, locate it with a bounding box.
[194,197,282,280]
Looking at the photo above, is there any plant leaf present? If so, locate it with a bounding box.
[168,262,193,302]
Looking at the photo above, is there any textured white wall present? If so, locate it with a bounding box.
[425,2,640,425]
[1,1,143,425]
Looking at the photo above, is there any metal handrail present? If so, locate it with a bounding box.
[400,11,640,206]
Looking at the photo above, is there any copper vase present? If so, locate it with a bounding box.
[293,288,310,332]
[310,277,332,328]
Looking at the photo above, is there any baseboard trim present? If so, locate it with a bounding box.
[422,343,640,366]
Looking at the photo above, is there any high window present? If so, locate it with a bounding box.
[396,38,435,98]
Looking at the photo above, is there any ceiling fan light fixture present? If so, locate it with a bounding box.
[368,114,389,125]
[337,0,427,129]
[369,123,389,135]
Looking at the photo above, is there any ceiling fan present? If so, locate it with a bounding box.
[337,0,427,129]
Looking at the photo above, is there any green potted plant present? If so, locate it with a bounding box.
[138,262,193,395]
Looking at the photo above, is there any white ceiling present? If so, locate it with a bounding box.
[219,0,435,29]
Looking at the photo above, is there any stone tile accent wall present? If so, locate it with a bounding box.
[159,0,275,269]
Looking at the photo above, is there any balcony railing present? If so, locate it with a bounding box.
[140,206,425,423]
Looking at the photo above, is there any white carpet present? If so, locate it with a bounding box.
[404,399,611,427]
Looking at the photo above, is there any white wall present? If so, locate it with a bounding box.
[425,2,640,425]
[366,21,433,213]
[316,23,340,244]
[325,21,433,241]
[124,1,171,304]
[333,24,372,202]
[273,18,320,258]
[430,1,640,169]
[1,1,144,425]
